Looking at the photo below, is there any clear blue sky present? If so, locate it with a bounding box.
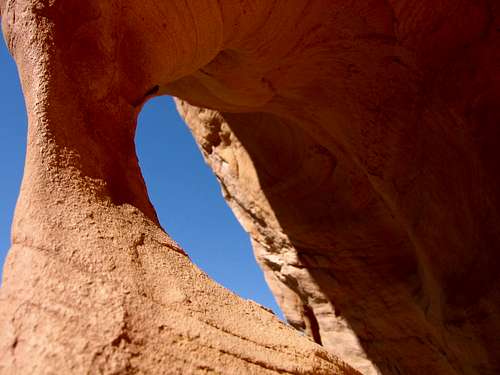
[0,36,282,318]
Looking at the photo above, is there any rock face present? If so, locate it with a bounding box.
[173,2,500,374]
[1,0,499,374]
[0,1,358,374]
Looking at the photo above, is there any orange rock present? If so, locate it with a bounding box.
[1,0,499,374]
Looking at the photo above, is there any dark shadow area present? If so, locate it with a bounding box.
[213,110,453,374]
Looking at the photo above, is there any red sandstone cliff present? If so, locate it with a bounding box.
[1,1,499,374]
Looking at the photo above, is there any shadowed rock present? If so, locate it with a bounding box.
[1,0,499,374]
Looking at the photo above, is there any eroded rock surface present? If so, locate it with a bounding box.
[1,0,500,374]
[173,1,500,374]
[0,0,359,374]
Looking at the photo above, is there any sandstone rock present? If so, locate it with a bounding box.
[0,1,358,374]
[1,0,500,374]
[172,1,500,373]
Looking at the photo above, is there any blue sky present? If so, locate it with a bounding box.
[0,36,282,318]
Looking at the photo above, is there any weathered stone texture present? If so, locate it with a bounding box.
[1,0,500,374]
[174,1,500,373]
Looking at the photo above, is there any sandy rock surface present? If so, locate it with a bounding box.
[1,0,499,374]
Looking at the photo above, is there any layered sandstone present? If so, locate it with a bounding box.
[1,0,500,374]
[172,1,500,373]
[0,1,359,374]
